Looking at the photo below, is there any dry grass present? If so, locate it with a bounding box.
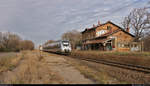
[64,56,126,84]
[0,52,21,73]
[71,51,150,67]
[65,54,150,84]
[69,50,150,84]
[0,50,64,84]
[74,64,109,84]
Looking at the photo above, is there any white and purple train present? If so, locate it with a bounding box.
[41,40,72,54]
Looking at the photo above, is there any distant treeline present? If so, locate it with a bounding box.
[0,32,34,52]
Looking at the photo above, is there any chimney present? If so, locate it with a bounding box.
[126,27,130,32]
[98,20,100,26]
[93,24,96,27]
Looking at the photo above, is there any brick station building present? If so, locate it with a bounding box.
[81,21,142,52]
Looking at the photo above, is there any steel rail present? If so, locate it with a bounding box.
[71,57,150,74]
[43,51,150,74]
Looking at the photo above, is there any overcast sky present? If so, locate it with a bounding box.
[0,0,149,46]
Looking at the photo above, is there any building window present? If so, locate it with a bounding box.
[118,43,129,48]
[131,44,133,47]
[134,44,137,48]
[121,44,124,47]
[124,44,129,48]
[118,43,121,48]
[107,26,112,30]
[96,30,107,37]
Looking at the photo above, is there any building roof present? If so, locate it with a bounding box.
[81,21,135,37]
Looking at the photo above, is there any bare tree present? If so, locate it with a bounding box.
[4,32,21,49]
[19,40,34,50]
[0,32,22,51]
[9,34,21,50]
[2,32,11,49]
[0,32,3,50]
[44,40,55,46]
[62,30,82,49]
[122,7,150,41]
[0,32,2,40]
[0,32,2,44]
[0,32,35,52]
[121,13,132,30]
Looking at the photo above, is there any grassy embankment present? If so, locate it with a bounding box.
[71,51,150,67]
[69,50,150,84]
[66,57,121,84]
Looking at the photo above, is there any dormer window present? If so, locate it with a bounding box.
[96,30,107,37]
[107,26,112,30]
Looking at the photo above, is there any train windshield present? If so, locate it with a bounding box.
[62,41,69,46]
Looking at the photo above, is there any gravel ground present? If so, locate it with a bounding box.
[0,51,95,84]
[42,52,95,84]
[63,55,150,84]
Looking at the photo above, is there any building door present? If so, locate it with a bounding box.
[106,43,112,51]
[99,43,104,51]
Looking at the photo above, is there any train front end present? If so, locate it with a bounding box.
[61,40,71,53]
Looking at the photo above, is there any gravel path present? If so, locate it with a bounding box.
[0,51,95,84]
[43,53,95,84]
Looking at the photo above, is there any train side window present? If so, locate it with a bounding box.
[59,43,61,48]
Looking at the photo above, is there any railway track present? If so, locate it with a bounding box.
[43,51,150,74]
[70,56,150,74]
